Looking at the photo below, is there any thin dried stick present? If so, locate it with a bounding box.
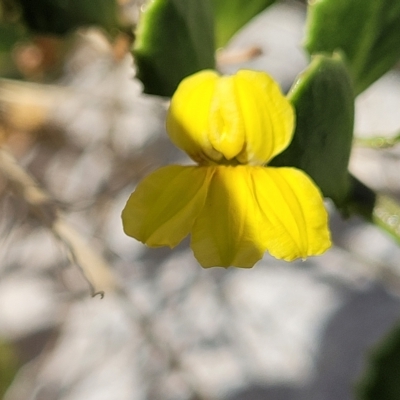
[0,146,118,297]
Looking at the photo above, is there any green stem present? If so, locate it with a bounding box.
[373,195,400,246]
[355,133,400,149]
[345,175,400,245]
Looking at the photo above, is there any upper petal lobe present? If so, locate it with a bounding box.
[233,70,295,164]
[166,71,221,163]
[166,69,294,165]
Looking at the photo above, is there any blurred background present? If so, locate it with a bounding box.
[1,1,400,399]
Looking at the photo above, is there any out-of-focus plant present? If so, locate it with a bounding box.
[357,322,400,400]
[12,0,120,35]
[0,339,19,398]
[0,0,125,80]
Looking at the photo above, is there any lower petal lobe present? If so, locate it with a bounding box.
[251,167,331,261]
[191,166,266,268]
[190,166,330,267]
[122,165,212,248]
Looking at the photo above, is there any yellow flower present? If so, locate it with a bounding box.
[122,70,331,268]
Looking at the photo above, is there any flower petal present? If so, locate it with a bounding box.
[166,69,294,166]
[233,70,295,164]
[190,166,331,268]
[251,167,331,261]
[166,70,222,163]
[122,165,213,248]
[207,76,245,160]
[191,166,266,268]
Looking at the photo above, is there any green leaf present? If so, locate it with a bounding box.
[13,0,119,35]
[211,0,277,48]
[133,0,215,97]
[270,54,354,206]
[305,0,400,94]
[357,322,400,400]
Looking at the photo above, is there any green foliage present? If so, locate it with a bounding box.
[0,18,27,76]
[305,0,400,94]
[270,54,354,206]
[0,1,27,52]
[211,0,277,48]
[12,0,119,35]
[357,322,400,400]
[133,0,215,97]
[0,340,19,398]
[133,0,279,95]
[0,22,25,52]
